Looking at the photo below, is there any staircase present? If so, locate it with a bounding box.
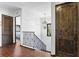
[23,31,46,51]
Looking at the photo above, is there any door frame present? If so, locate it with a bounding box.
[15,16,21,43]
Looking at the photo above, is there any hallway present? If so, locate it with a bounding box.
[0,2,52,57]
[0,41,51,57]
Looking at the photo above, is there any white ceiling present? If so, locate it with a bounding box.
[0,2,51,17]
[0,2,51,12]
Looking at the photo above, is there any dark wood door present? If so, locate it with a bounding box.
[56,3,77,56]
[2,15,13,47]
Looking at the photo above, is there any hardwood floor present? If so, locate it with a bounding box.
[0,40,51,57]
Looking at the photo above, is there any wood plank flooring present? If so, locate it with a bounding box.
[0,40,51,57]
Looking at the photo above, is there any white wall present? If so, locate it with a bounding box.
[41,17,51,51]
[21,2,51,51]
[51,2,64,55]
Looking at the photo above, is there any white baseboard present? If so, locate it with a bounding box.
[21,44,42,51]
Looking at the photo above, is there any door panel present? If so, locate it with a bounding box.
[2,15,13,46]
[56,3,77,56]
